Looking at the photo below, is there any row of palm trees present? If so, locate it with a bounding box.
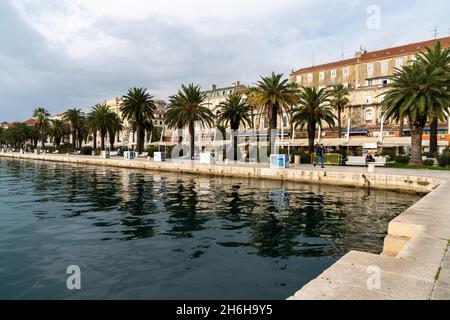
[3,43,448,165]
[162,42,449,165]
[1,88,156,152]
[381,41,450,164]
[162,73,347,160]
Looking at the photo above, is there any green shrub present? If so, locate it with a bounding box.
[422,151,437,158]
[423,159,435,166]
[80,146,93,155]
[395,155,410,164]
[438,152,450,167]
[381,150,396,161]
[58,142,74,154]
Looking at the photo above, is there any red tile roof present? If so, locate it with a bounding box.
[23,118,38,126]
[292,36,450,75]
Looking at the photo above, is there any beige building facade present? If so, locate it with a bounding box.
[290,36,450,145]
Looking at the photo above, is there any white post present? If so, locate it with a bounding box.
[379,116,385,144]
[318,124,322,144]
[346,118,351,143]
[281,115,284,151]
[159,126,164,152]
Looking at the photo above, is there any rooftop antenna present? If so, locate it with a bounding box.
[432,26,438,39]
[341,44,345,60]
[311,51,315,67]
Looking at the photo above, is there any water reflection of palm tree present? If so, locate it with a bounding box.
[118,173,157,240]
[164,179,208,238]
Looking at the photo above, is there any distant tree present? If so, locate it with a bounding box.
[48,119,70,149]
[63,108,84,150]
[32,107,50,149]
[330,84,350,138]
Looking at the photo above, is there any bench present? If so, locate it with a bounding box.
[346,156,387,167]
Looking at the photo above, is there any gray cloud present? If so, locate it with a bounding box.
[1,0,449,121]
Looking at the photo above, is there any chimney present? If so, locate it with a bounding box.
[234,81,240,87]
[354,51,363,58]
[211,84,217,91]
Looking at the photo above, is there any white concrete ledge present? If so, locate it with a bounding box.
[1,152,449,300]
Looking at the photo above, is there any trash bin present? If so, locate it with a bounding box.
[294,155,301,165]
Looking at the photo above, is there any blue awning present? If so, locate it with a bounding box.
[340,129,369,133]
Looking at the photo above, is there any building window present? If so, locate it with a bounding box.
[296,75,302,83]
[366,79,373,86]
[382,78,388,85]
[319,72,325,80]
[330,70,337,78]
[307,73,313,82]
[381,60,389,73]
[367,63,374,73]
[365,110,373,121]
[343,67,349,77]
[282,116,287,128]
[264,118,269,128]
[395,58,404,68]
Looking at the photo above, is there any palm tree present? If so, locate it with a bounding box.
[247,72,299,155]
[165,84,214,160]
[26,126,40,148]
[86,112,99,149]
[216,93,253,160]
[381,62,450,165]
[291,86,336,154]
[121,88,157,154]
[107,113,124,150]
[63,108,83,150]
[330,84,349,138]
[88,103,122,150]
[129,117,153,149]
[416,41,450,155]
[77,115,88,150]
[49,119,70,149]
[32,107,50,149]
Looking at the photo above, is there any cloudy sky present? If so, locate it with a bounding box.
[1,0,449,121]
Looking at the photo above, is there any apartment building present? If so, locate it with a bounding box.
[290,36,450,144]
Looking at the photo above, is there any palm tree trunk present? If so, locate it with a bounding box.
[232,125,238,161]
[189,121,195,160]
[72,130,77,150]
[337,106,342,138]
[93,132,97,149]
[308,122,316,155]
[100,133,105,151]
[399,117,404,137]
[136,125,143,154]
[429,117,438,155]
[109,132,115,150]
[410,122,424,165]
[268,104,279,155]
[41,127,45,150]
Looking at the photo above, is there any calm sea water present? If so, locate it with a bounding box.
[0,159,420,300]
